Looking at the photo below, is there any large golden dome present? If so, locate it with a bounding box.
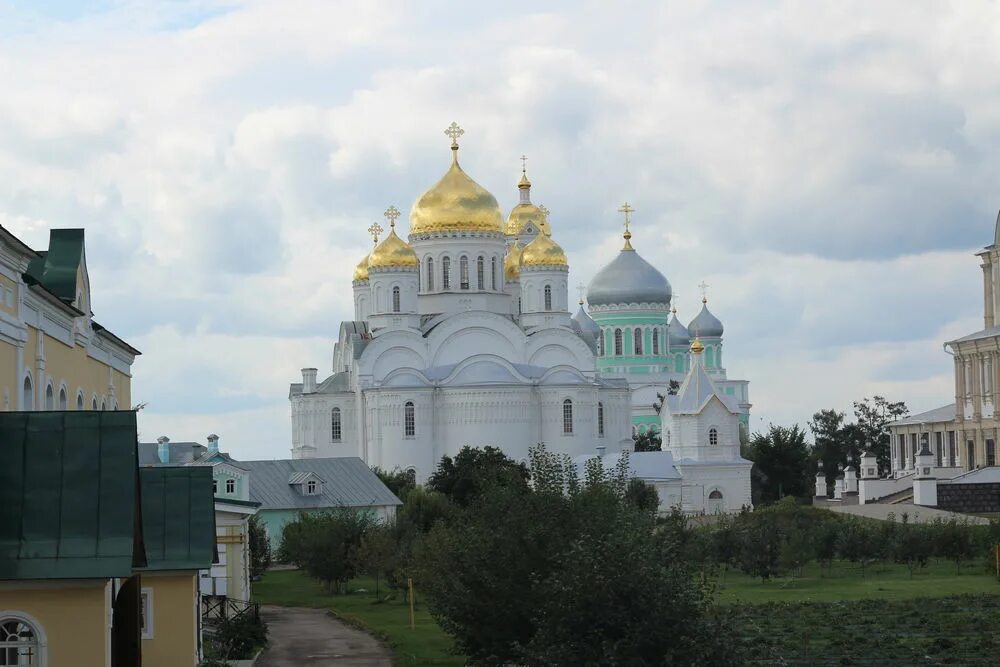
[368,227,418,270]
[504,240,523,280]
[505,203,551,236]
[409,143,504,235]
[521,232,568,267]
[352,253,370,281]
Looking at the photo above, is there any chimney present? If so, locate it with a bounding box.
[596,445,607,458]
[302,368,318,394]
[156,436,170,464]
[207,433,219,455]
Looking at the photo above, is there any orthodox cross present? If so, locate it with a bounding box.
[576,282,586,304]
[618,202,634,233]
[672,293,679,314]
[539,204,550,220]
[367,222,383,245]
[520,154,528,174]
[444,122,464,147]
[698,280,710,303]
[384,205,401,230]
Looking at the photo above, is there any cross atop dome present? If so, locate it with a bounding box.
[576,282,586,305]
[618,201,635,249]
[367,222,383,245]
[698,280,710,303]
[444,122,464,148]
[384,205,401,230]
[520,154,528,174]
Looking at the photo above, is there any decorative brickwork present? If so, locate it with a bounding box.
[937,482,1000,513]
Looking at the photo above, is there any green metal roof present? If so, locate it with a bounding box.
[139,466,216,571]
[0,411,146,580]
[25,228,84,303]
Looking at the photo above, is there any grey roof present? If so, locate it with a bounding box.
[666,357,737,414]
[138,441,207,466]
[287,471,323,484]
[947,326,1000,345]
[238,457,401,510]
[573,451,681,481]
[572,304,601,336]
[668,313,690,346]
[688,301,724,338]
[587,246,671,307]
[290,371,353,398]
[888,403,955,427]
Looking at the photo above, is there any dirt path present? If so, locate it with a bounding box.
[256,605,392,666]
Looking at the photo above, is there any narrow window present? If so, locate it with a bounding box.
[213,479,218,494]
[988,439,996,467]
[967,440,976,468]
[406,468,417,485]
[45,384,53,410]
[331,407,342,442]
[709,427,719,446]
[634,328,643,355]
[225,479,235,494]
[460,256,469,290]
[426,257,434,291]
[92,397,98,410]
[652,329,660,355]
[404,401,416,437]
[477,255,485,290]
[140,591,154,639]
[597,402,605,437]
[935,432,943,467]
[392,286,401,313]
[562,399,573,434]
[614,329,623,356]
[76,392,84,410]
[948,431,956,466]
[544,285,552,310]
[442,256,451,289]
[307,480,317,494]
[491,256,497,290]
[59,387,67,410]
[100,399,106,411]
[598,331,605,356]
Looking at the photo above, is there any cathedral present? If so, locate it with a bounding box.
[288,124,753,511]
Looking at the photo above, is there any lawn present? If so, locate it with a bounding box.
[253,569,465,667]
[715,559,1000,604]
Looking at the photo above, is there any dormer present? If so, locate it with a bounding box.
[288,472,324,496]
[211,461,250,501]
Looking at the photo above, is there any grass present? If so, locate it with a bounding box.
[253,569,465,667]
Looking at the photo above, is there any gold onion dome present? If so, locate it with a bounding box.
[504,239,524,280]
[690,337,705,354]
[352,253,370,281]
[505,162,551,236]
[521,231,568,267]
[409,123,504,235]
[368,205,418,270]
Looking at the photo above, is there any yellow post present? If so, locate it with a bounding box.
[408,577,415,629]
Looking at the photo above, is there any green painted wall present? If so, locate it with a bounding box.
[212,469,244,500]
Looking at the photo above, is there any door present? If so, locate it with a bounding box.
[112,575,142,667]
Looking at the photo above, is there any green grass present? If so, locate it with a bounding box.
[716,559,1000,604]
[253,569,465,667]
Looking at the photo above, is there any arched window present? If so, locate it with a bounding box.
[44,383,53,410]
[76,392,84,410]
[477,255,485,289]
[405,468,417,485]
[392,286,401,313]
[442,256,451,289]
[634,328,643,355]
[614,329,623,356]
[404,401,416,437]
[92,397,98,410]
[58,387,67,410]
[491,256,497,290]
[652,329,660,355]
[597,402,605,437]
[544,285,552,310]
[459,256,469,290]
[562,399,573,434]
[709,427,719,446]
[708,489,723,499]
[331,407,342,442]
[0,615,43,666]
[22,375,32,411]
[598,331,605,356]
[426,257,434,291]
[100,399,107,411]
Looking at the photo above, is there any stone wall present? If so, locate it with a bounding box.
[937,482,1000,513]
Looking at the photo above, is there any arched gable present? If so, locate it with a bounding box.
[427,312,525,367]
[525,329,594,371]
[358,330,428,381]
[538,365,589,385]
[440,356,531,386]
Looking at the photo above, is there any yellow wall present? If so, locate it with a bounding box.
[0,274,16,316]
[0,340,15,410]
[143,573,199,667]
[0,582,109,667]
[36,327,132,409]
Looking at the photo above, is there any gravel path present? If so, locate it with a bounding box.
[256,605,392,666]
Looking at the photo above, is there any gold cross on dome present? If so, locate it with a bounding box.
[672,294,679,314]
[383,205,401,230]
[538,204,550,219]
[367,222,383,245]
[576,282,586,304]
[618,202,634,232]
[698,280,710,303]
[520,154,528,174]
[444,122,464,147]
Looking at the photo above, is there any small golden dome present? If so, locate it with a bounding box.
[353,253,370,282]
[521,232,568,268]
[504,240,523,280]
[505,203,552,237]
[368,228,418,270]
[690,337,705,354]
[409,146,504,235]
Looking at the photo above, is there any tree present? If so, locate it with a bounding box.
[247,515,272,581]
[853,396,908,475]
[624,478,660,513]
[427,446,529,507]
[278,509,373,593]
[371,466,416,499]
[357,522,398,599]
[633,430,662,452]
[744,424,812,503]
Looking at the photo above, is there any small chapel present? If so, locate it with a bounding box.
[288,123,753,513]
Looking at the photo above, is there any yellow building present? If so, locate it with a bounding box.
[0,225,139,413]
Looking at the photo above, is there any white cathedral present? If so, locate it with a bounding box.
[289,124,752,514]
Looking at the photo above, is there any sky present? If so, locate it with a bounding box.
[1,0,998,458]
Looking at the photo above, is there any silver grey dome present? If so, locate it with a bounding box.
[688,302,723,338]
[587,247,671,307]
[668,313,690,346]
[572,304,601,335]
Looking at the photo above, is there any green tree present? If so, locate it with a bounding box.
[247,515,272,581]
[427,446,530,507]
[836,518,880,576]
[809,409,864,483]
[745,424,811,503]
[624,478,660,513]
[371,466,416,499]
[736,510,783,580]
[278,508,373,593]
[633,431,662,452]
[357,521,398,599]
[853,396,908,475]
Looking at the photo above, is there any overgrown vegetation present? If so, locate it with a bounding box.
[248,515,271,581]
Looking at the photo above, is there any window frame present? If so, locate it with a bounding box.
[562,398,573,434]
[306,480,317,495]
[441,256,451,290]
[0,611,47,666]
[614,329,623,356]
[708,427,719,446]
[392,286,401,313]
[331,407,342,442]
[476,255,485,290]
[597,402,604,438]
[634,327,643,355]
[22,374,32,411]
[426,257,434,291]
[140,588,154,640]
[404,401,416,438]
[652,329,659,355]
[225,479,236,494]
[491,256,497,290]
[459,256,470,290]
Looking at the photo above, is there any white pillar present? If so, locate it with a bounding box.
[815,467,827,498]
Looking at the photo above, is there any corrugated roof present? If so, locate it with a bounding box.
[0,411,146,579]
[139,466,216,571]
[237,457,401,511]
[888,404,955,427]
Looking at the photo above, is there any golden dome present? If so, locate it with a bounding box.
[521,232,568,268]
[409,145,504,235]
[352,253,370,282]
[368,228,418,270]
[690,337,705,354]
[505,203,552,237]
[504,240,523,280]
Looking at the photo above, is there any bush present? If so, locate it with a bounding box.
[248,515,271,580]
[278,508,374,593]
[203,608,267,663]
